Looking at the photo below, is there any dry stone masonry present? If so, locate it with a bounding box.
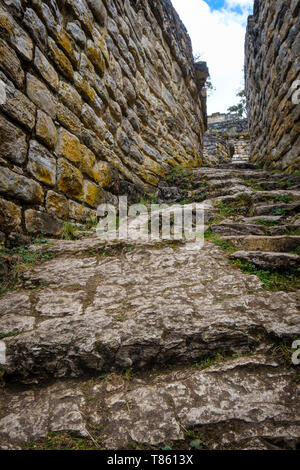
[203,112,250,166]
[245,0,300,172]
[0,0,208,242]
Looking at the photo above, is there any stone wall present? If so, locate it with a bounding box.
[0,0,208,242]
[245,0,300,172]
[203,113,250,166]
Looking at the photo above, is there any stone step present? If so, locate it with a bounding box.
[219,162,258,170]
[251,190,300,201]
[253,201,300,216]
[1,241,299,384]
[211,223,266,236]
[268,225,300,236]
[240,216,283,223]
[230,251,300,270]
[0,354,298,450]
[206,185,250,198]
[223,235,300,252]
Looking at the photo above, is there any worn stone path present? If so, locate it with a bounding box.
[0,164,299,450]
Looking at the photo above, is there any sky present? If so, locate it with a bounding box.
[171,0,253,115]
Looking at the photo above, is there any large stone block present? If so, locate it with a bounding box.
[46,191,69,220]
[80,145,100,183]
[0,114,27,164]
[56,128,82,165]
[27,140,56,187]
[0,167,43,204]
[0,38,24,87]
[66,22,86,48]
[55,26,79,66]
[25,210,63,236]
[65,0,94,35]
[56,103,82,137]
[35,110,57,149]
[23,8,47,51]
[83,180,104,207]
[98,161,120,193]
[0,4,33,60]
[86,0,107,26]
[26,73,56,119]
[69,200,96,223]
[58,80,82,116]
[87,40,105,76]
[34,48,59,91]
[48,37,74,82]
[0,197,22,234]
[57,158,84,200]
[0,72,36,130]
[81,103,106,139]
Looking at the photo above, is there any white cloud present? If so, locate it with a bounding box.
[225,0,253,8]
[171,0,253,114]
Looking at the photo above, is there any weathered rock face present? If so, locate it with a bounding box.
[0,0,208,239]
[245,0,300,172]
[203,113,250,166]
[0,164,299,450]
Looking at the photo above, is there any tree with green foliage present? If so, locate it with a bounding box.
[228,89,247,117]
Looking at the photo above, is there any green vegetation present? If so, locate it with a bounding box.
[23,432,103,451]
[232,259,300,292]
[215,195,252,218]
[166,168,192,189]
[62,223,77,240]
[227,89,247,117]
[280,181,293,189]
[192,351,248,371]
[124,367,134,381]
[184,431,206,450]
[0,331,19,340]
[273,194,292,203]
[253,185,266,191]
[204,229,235,254]
[0,245,53,265]
[256,219,280,227]
[273,339,299,365]
[0,245,54,297]
[287,228,300,236]
[0,369,5,388]
[176,192,207,205]
[270,207,286,216]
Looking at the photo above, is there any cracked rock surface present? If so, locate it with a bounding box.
[0,165,299,450]
[0,355,299,450]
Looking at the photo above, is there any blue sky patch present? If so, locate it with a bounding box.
[205,1,248,14]
[205,0,225,10]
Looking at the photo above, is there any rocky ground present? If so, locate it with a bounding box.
[0,162,299,450]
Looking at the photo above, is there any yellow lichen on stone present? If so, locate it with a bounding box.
[56,128,81,165]
[80,145,100,183]
[144,156,165,178]
[83,180,104,208]
[46,191,68,220]
[36,110,57,149]
[57,158,84,200]
[98,161,114,190]
[87,42,105,76]
[74,72,96,103]
[56,27,77,65]
[49,37,74,81]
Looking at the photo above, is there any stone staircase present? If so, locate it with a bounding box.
[0,163,299,450]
